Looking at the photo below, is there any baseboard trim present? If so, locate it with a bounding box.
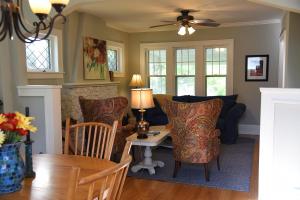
[239,124,260,135]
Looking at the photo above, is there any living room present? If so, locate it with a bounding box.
[0,0,300,200]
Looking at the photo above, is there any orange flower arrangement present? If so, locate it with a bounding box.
[0,112,37,147]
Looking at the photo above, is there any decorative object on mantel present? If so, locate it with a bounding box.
[0,111,37,194]
[131,88,154,139]
[83,37,108,80]
[0,0,69,43]
[109,71,114,82]
[129,74,144,88]
[245,55,269,81]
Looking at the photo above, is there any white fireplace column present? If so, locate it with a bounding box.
[18,85,62,154]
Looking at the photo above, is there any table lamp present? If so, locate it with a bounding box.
[131,88,154,139]
[129,74,144,88]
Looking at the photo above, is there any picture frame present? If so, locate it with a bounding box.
[245,55,269,81]
[83,36,108,80]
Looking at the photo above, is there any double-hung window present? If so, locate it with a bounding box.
[148,49,167,94]
[176,48,196,96]
[205,47,227,96]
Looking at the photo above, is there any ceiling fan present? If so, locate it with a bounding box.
[150,9,220,36]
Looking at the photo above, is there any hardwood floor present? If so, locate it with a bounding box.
[121,139,259,200]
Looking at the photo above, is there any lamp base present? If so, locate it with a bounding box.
[137,119,149,139]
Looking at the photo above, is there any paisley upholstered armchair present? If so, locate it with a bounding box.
[79,96,135,161]
[165,99,223,181]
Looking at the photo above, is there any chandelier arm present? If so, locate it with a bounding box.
[15,7,35,34]
[13,13,40,43]
[40,14,66,40]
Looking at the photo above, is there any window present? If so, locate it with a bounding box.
[148,50,167,94]
[106,41,125,77]
[107,49,118,71]
[176,48,196,96]
[205,47,227,96]
[25,29,64,79]
[26,39,53,72]
[140,40,233,96]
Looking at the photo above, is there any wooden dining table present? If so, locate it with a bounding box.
[0,154,117,200]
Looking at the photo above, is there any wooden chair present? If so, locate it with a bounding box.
[66,141,133,200]
[64,118,118,160]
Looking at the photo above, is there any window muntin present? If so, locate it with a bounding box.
[148,49,167,94]
[176,48,195,96]
[26,39,53,72]
[205,47,227,96]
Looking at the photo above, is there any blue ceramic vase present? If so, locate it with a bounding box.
[0,142,25,194]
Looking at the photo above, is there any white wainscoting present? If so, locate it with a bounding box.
[18,85,62,154]
[259,88,300,200]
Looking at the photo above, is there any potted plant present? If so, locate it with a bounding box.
[0,112,37,194]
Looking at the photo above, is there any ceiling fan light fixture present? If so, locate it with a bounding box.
[178,25,186,36]
[188,26,196,35]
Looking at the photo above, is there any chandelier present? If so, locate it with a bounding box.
[0,0,69,43]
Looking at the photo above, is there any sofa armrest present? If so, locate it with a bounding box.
[224,103,246,123]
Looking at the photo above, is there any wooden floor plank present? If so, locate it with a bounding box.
[121,138,259,200]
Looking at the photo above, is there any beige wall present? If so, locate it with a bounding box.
[63,12,130,97]
[128,23,281,125]
[285,12,300,88]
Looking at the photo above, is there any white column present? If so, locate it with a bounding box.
[18,85,62,154]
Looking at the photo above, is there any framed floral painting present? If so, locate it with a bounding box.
[83,37,107,80]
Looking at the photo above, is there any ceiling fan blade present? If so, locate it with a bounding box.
[190,19,216,24]
[160,20,178,23]
[149,23,177,28]
[193,22,220,27]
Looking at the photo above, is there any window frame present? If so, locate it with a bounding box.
[26,29,64,79]
[140,39,234,96]
[106,40,126,77]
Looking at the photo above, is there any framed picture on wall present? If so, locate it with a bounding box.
[245,55,269,81]
[83,37,108,80]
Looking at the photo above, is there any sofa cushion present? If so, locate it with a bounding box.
[132,98,169,126]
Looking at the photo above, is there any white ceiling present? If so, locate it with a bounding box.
[71,0,283,32]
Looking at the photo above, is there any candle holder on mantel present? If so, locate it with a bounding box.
[24,107,36,178]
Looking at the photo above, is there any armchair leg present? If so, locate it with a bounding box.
[217,155,221,171]
[204,163,210,182]
[173,161,181,178]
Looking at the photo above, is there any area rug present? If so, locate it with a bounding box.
[128,137,255,192]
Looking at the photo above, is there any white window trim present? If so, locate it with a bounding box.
[26,28,64,79]
[140,39,234,96]
[107,40,126,77]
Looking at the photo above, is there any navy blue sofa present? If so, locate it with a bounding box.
[132,95,246,144]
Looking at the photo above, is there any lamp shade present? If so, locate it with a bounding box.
[131,88,154,109]
[29,0,52,14]
[129,74,144,87]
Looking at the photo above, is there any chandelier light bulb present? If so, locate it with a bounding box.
[178,26,186,36]
[188,26,196,35]
[28,0,52,15]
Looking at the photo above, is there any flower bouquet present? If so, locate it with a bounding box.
[0,112,37,194]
